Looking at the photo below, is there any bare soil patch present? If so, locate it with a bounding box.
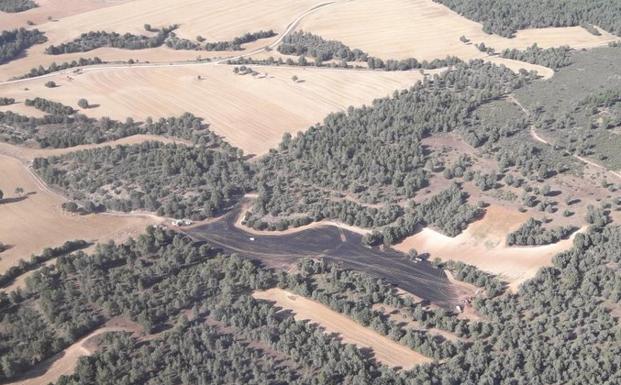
[395,205,584,291]
[253,288,432,369]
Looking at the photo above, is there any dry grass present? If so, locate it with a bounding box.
[296,0,616,74]
[8,318,142,385]
[0,65,430,155]
[394,205,584,291]
[0,153,159,275]
[253,288,432,369]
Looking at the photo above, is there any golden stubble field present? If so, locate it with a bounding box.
[297,0,617,62]
[253,288,432,369]
[0,153,160,275]
[0,0,322,79]
[0,65,432,155]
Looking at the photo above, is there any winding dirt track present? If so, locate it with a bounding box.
[9,324,139,385]
[507,95,621,180]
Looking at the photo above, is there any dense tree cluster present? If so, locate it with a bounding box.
[203,30,276,51]
[0,28,46,65]
[0,97,14,106]
[34,141,252,219]
[501,44,574,70]
[246,61,534,234]
[0,220,620,384]
[0,0,38,12]
[506,217,578,246]
[435,0,621,37]
[45,25,178,54]
[278,30,369,62]
[440,260,505,296]
[17,57,104,79]
[25,97,76,115]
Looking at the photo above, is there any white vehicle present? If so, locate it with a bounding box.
[249,237,255,241]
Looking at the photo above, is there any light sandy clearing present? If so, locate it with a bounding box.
[253,288,431,369]
[0,0,322,79]
[0,65,430,155]
[0,0,131,30]
[9,319,141,385]
[0,153,159,274]
[0,134,191,162]
[394,205,584,291]
[296,0,616,71]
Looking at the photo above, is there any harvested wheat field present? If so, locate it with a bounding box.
[296,0,616,64]
[253,288,432,369]
[0,0,130,30]
[395,205,584,291]
[0,154,159,274]
[0,65,430,155]
[9,319,142,385]
[0,0,323,80]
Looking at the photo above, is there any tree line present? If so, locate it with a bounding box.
[435,0,621,37]
[45,25,179,54]
[501,43,574,70]
[0,0,38,12]
[0,28,46,65]
[506,217,578,246]
[17,57,105,79]
[277,30,461,70]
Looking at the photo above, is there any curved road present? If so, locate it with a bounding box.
[187,203,461,308]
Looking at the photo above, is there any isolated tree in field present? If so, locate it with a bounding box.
[14,187,23,196]
[291,75,298,82]
[44,80,56,88]
[77,98,89,109]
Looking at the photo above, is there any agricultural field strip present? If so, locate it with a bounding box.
[0,1,338,85]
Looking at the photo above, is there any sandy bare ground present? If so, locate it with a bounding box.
[8,318,142,385]
[253,288,432,369]
[0,134,191,162]
[0,65,429,155]
[394,205,584,291]
[0,0,131,30]
[0,0,323,79]
[0,153,159,275]
[296,0,616,72]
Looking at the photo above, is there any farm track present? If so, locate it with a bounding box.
[507,95,621,180]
